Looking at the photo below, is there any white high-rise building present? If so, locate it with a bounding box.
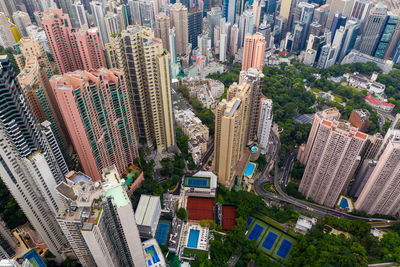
[105,12,122,39]
[257,97,273,154]
[0,128,69,260]
[90,1,108,45]
[169,27,177,63]
[0,13,16,48]
[12,11,31,37]
[219,33,227,62]
[73,1,88,27]
[57,166,146,267]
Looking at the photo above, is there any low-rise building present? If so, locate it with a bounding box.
[135,195,162,239]
[365,93,395,112]
[182,77,224,109]
[295,215,317,234]
[174,109,209,164]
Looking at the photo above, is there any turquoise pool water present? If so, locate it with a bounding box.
[145,245,160,266]
[244,163,256,177]
[187,229,200,248]
[251,146,258,152]
[339,198,349,210]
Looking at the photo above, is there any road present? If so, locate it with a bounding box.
[254,130,399,224]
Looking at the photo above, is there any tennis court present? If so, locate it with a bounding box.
[276,239,293,259]
[155,222,170,245]
[248,224,264,241]
[247,218,253,227]
[222,206,236,230]
[187,197,215,221]
[184,177,210,188]
[262,232,278,251]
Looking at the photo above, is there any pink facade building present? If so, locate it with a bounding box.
[299,120,367,207]
[298,107,341,165]
[50,68,138,181]
[355,135,400,216]
[242,33,266,71]
[42,9,106,74]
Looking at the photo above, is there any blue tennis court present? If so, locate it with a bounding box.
[187,229,200,248]
[248,224,264,241]
[276,239,293,259]
[155,223,170,245]
[247,218,253,227]
[262,232,278,251]
[188,179,207,187]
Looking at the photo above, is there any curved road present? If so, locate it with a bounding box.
[254,130,399,224]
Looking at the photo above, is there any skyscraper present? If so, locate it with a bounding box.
[12,11,31,37]
[90,1,108,46]
[0,56,70,259]
[242,32,266,71]
[326,0,354,28]
[299,120,367,207]
[188,10,203,49]
[0,219,18,259]
[298,107,341,165]
[0,133,70,260]
[359,3,388,56]
[0,13,16,48]
[170,3,189,55]
[105,26,176,152]
[347,132,383,197]
[355,135,400,216]
[374,13,398,59]
[50,69,138,181]
[214,68,263,187]
[257,97,273,154]
[338,19,360,62]
[42,9,106,74]
[72,0,88,27]
[57,167,146,267]
[155,12,170,51]
[58,0,79,28]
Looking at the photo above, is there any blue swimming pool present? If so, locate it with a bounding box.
[24,249,46,267]
[339,198,349,210]
[155,223,170,245]
[187,229,200,248]
[244,163,256,177]
[145,245,160,265]
[251,146,258,152]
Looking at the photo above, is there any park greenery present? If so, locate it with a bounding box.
[290,217,400,266]
[175,126,196,170]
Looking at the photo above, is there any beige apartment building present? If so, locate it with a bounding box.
[213,68,263,187]
[105,25,175,152]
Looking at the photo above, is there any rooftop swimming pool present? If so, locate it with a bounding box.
[251,146,258,152]
[244,162,256,177]
[339,198,349,210]
[145,245,161,266]
[187,229,200,248]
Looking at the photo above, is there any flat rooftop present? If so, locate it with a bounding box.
[135,195,160,226]
[103,185,129,208]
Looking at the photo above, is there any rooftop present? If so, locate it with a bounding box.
[136,195,161,226]
[103,185,129,208]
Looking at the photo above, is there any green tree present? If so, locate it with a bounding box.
[176,207,188,221]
